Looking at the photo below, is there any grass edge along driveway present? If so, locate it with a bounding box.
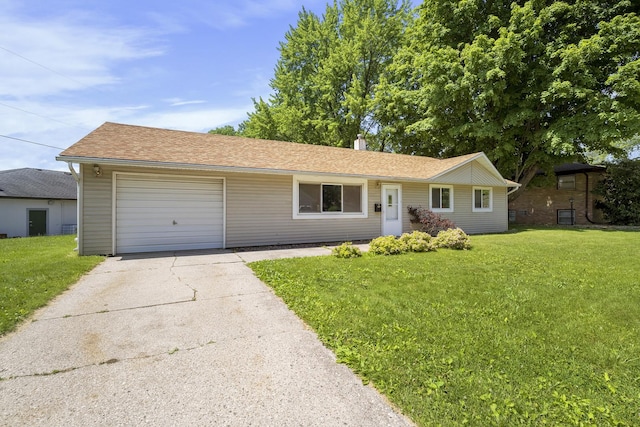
[0,235,104,336]
[250,228,640,426]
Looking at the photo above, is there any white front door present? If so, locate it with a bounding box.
[382,184,402,236]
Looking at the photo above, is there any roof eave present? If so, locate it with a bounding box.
[56,155,435,183]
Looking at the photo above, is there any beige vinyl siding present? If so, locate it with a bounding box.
[402,182,508,235]
[400,182,426,233]
[79,164,113,255]
[226,173,380,247]
[79,166,384,254]
[446,186,508,234]
[434,161,505,186]
[77,164,509,255]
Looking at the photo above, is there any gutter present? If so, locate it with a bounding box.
[507,181,522,196]
[66,162,80,183]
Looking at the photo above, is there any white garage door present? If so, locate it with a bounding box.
[115,174,224,254]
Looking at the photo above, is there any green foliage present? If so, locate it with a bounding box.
[241,0,414,150]
[0,235,103,335]
[208,125,239,136]
[398,230,435,252]
[371,231,438,255]
[377,0,640,196]
[369,235,407,255]
[434,227,472,250]
[331,241,362,258]
[594,159,640,225]
[250,228,640,426]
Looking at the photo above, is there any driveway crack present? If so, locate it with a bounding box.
[171,256,198,301]
[0,340,217,382]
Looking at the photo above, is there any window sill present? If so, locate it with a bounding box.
[293,212,367,220]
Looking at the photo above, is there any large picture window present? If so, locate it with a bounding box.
[294,176,367,219]
[473,187,493,212]
[430,185,453,212]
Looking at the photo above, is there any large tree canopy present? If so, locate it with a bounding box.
[376,0,640,198]
[241,0,414,150]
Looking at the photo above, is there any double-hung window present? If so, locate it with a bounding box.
[473,187,493,212]
[430,185,453,212]
[294,176,367,219]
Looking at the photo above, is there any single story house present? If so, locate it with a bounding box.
[57,122,518,255]
[508,163,606,225]
[0,168,77,238]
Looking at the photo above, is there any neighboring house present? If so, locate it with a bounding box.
[57,122,518,255]
[0,168,77,238]
[508,163,607,226]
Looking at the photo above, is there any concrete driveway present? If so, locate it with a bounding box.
[0,246,412,426]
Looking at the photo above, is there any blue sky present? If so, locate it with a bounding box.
[1,0,344,171]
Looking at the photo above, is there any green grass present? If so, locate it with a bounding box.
[0,235,103,335]
[250,228,640,426]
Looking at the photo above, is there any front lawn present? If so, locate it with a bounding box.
[0,235,103,335]
[250,228,640,426]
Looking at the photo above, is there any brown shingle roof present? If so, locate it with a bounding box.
[58,122,500,183]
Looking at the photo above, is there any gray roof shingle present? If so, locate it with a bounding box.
[0,168,77,199]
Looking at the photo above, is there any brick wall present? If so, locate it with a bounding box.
[509,172,605,225]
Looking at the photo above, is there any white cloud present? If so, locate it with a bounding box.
[178,0,320,30]
[129,105,252,132]
[164,98,208,107]
[0,9,163,98]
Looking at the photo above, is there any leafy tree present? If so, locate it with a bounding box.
[586,134,640,164]
[377,0,640,199]
[241,0,414,150]
[594,159,640,225]
[209,125,239,136]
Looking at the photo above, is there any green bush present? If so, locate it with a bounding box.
[399,230,435,252]
[434,228,472,250]
[369,235,408,255]
[331,242,362,258]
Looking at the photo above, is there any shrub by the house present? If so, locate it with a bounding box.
[399,230,435,252]
[331,242,362,258]
[369,235,408,255]
[408,206,457,236]
[434,228,471,250]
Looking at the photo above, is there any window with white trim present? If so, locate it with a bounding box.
[473,187,493,212]
[294,176,367,219]
[430,185,453,212]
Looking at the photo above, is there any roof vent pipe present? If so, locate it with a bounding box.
[354,134,367,151]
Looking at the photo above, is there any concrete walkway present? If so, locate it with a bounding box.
[0,246,412,426]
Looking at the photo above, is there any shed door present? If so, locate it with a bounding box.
[115,175,224,254]
[28,209,47,236]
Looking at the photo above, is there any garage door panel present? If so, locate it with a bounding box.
[117,188,223,199]
[115,175,224,253]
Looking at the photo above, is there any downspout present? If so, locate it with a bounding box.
[67,162,80,183]
[583,172,596,224]
[67,163,81,252]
